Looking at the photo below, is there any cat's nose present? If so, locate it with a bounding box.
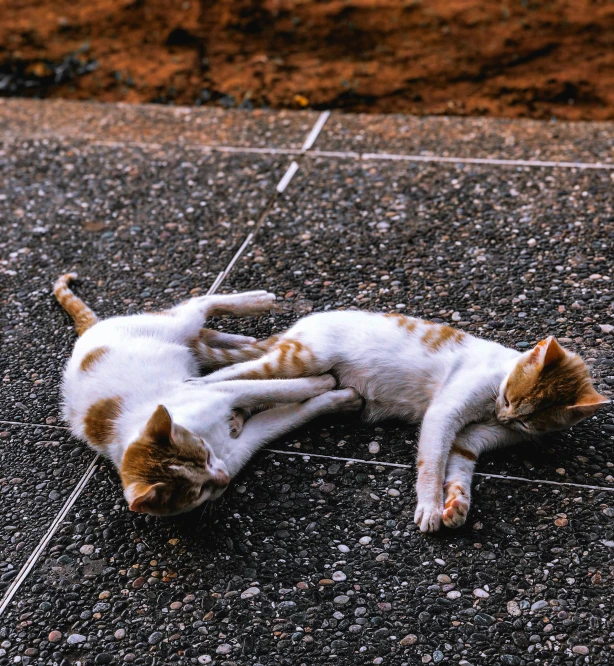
[214,470,230,488]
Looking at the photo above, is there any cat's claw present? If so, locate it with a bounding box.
[414,501,443,533]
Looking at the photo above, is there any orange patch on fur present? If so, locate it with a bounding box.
[450,443,478,461]
[385,313,418,334]
[80,346,110,372]
[84,396,123,448]
[422,324,465,351]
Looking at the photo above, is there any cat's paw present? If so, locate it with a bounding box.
[239,291,276,314]
[414,501,443,533]
[312,374,337,394]
[331,387,364,412]
[228,409,246,439]
[442,485,470,529]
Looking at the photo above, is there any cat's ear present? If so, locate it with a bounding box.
[565,389,610,423]
[126,482,168,514]
[527,336,566,369]
[143,405,173,443]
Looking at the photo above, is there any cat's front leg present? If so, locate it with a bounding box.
[414,404,468,533]
[212,376,338,407]
[442,423,523,528]
[222,388,363,477]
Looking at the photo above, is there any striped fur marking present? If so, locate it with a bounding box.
[450,442,478,462]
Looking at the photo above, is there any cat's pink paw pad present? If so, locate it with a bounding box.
[414,501,443,533]
[442,492,470,529]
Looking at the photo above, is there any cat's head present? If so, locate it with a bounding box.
[496,336,609,435]
[120,405,230,516]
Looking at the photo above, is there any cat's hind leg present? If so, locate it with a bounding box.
[121,292,274,343]
[192,337,321,383]
[199,329,259,349]
[192,329,275,372]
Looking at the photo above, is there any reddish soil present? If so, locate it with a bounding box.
[1,0,614,120]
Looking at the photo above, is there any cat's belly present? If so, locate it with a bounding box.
[333,364,434,424]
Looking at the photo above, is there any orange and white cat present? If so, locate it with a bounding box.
[193,311,608,532]
[54,274,361,516]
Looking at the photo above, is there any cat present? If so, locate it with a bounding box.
[54,274,362,516]
[190,311,609,532]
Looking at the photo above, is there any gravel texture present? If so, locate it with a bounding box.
[220,158,614,487]
[0,425,94,577]
[315,113,614,163]
[1,455,613,665]
[0,99,319,151]
[0,139,289,422]
[1,103,613,666]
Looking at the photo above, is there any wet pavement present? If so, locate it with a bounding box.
[0,100,613,666]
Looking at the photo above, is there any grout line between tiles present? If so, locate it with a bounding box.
[206,111,330,294]
[264,448,614,493]
[2,419,611,494]
[11,133,614,170]
[0,111,332,618]
[0,420,70,429]
[0,456,99,616]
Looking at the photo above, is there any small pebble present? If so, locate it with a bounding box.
[332,571,347,582]
[48,631,62,643]
[572,646,589,655]
[216,644,232,655]
[79,545,94,555]
[400,634,418,646]
[337,544,350,553]
[507,601,521,617]
[359,536,372,545]
[241,587,260,599]
[368,441,380,454]
[447,590,461,600]
[67,634,86,645]
[473,588,489,598]
[148,631,164,645]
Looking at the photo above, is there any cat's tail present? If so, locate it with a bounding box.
[192,330,278,371]
[53,273,99,336]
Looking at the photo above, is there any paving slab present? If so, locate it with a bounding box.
[0,424,94,581]
[1,454,613,666]
[0,99,319,150]
[0,139,289,423]
[315,113,614,163]
[219,158,614,487]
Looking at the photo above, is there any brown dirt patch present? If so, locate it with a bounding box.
[1,1,613,120]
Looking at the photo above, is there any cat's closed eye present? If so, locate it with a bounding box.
[504,397,510,408]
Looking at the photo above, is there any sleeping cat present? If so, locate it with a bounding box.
[192,311,608,532]
[54,274,361,516]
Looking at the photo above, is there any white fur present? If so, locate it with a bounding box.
[200,311,526,531]
[62,292,362,508]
